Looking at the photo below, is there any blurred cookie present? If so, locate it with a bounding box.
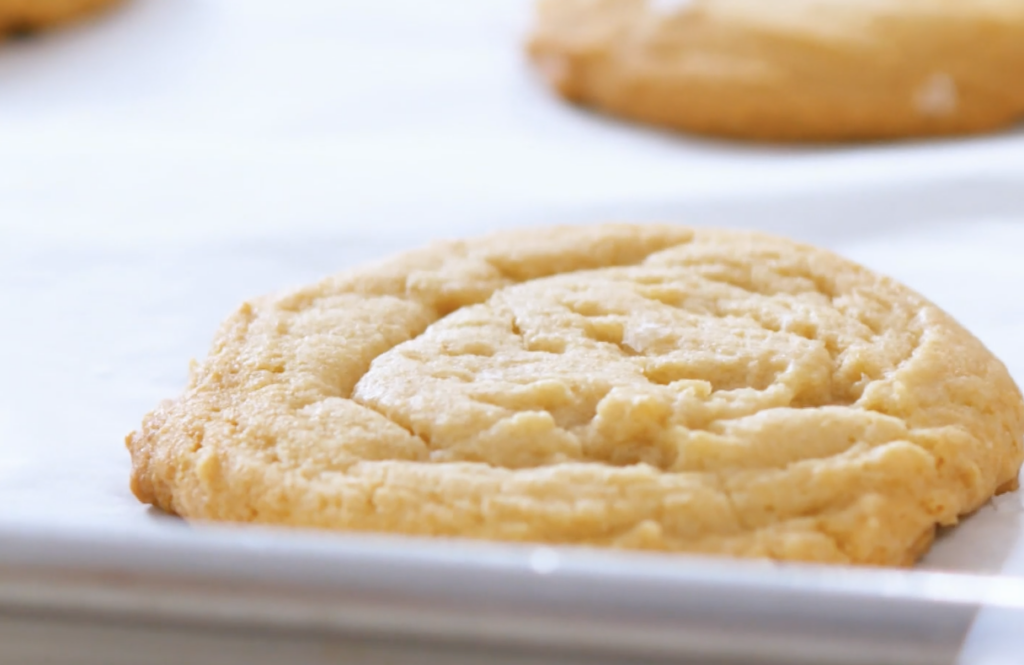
[0,0,123,35]
[127,224,1024,566]
[528,0,1024,142]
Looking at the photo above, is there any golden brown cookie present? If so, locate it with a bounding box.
[527,0,1024,142]
[0,0,122,35]
[127,224,1024,566]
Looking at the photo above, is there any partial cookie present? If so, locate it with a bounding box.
[0,0,122,35]
[527,0,1024,142]
[127,224,1024,566]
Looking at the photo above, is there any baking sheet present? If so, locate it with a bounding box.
[2,0,1024,662]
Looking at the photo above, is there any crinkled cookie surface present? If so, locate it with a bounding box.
[128,224,1024,566]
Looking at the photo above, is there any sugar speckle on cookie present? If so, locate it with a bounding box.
[915,73,959,117]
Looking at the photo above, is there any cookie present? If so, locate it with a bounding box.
[527,0,1024,142]
[0,0,122,35]
[127,224,1024,566]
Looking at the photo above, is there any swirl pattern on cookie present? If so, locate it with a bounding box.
[127,225,1024,565]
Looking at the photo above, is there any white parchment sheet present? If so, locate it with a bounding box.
[2,1,1024,661]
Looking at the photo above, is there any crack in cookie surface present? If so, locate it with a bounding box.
[126,224,1024,566]
[350,241,923,471]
